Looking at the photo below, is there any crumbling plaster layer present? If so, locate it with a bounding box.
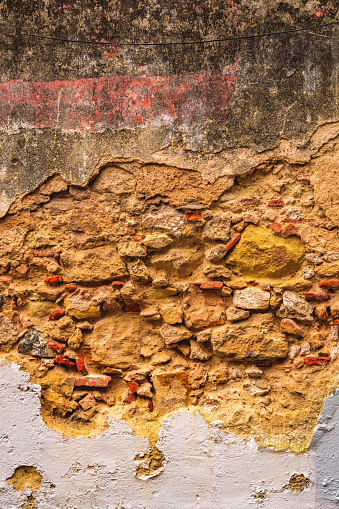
[0,361,316,509]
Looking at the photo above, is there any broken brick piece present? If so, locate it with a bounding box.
[54,356,76,368]
[79,393,96,411]
[49,308,65,320]
[240,198,257,205]
[65,283,77,291]
[267,222,282,233]
[268,199,284,207]
[282,218,302,223]
[76,355,88,374]
[185,211,203,221]
[134,233,145,242]
[319,280,339,289]
[75,375,112,387]
[111,281,124,286]
[225,234,241,252]
[33,249,61,258]
[304,292,330,302]
[128,381,139,392]
[256,360,273,367]
[303,356,330,365]
[200,281,223,290]
[296,173,311,181]
[243,214,259,225]
[44,275,63,285]
[124,392,137,404]
[334,319,339,325]
[282,224,298,237]
[148,400,154,412]
[46,340,65,354]
[124,303,141,313]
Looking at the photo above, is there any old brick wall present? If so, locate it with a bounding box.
[1,1,339,508]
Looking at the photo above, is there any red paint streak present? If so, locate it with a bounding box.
[0,69,237,132]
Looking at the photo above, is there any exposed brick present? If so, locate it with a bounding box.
[282,224,298,237]
[304,292,330,302]
[267,222,282,233]
[185,211,203,221]
[33,249,60,258]
[200,281,223,289]
[268,199,284,207]
[75,375,112,387]
[243,213,259,225]
[44,275,63,285]
[46,340,65,353]
[124,303,141,313]
[148,400,154,412]
[54,356,76,368]
[128,381,139,392]
[65,283,77,291]
[225,233,241,252]
[111,281,124,286]
[319,280,339,289]
[76,355,88,374]
[303,356,330,365]
[124,392,137,403]
[134,233,145,242]
[240,198,257,205]
[49,308,65,320]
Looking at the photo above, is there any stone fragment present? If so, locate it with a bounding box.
[143,207,186,237]
[65,294,101,320]
[280,318,303,337]
[60,247,128,283]
[227,279,247,289]
[277,291,313,322]
[103,367,123,375]
[276,278,311,292]
[142,234,173,250]
[159,302,183,324]
[76,355,87,373]
[305,253,323,265]
[196,329,212,342]
[140,307,161,320]
[203,265,232,279]
[282,224,299,237]
[317,263,339,277]
[177,343,190,357]
[18,328,56,358]
[221,286,233,296]
[268,199,284,207]
[118,240,147,258]
[159,324,193,345]
[127,259,149,282]
[315,305,329,321]
[226,226,305,278]
[289,345,301,359]
[75,375,112,387]
[330,296,339,318]
[233,288,270,310]
[205,245,227,262]
[243,213,259,225]
[0,313,18,352]
[92,166,136,194]
[303,269,315,279]
[49,308,65,320]
[304,292,329,302]
[46,340,65,354]
[151,371,189,414]
[240,198,257,205]
[79,394,96,410]
[211,313,288,361]
[26,300,56,318]
[189,339,212,361]
[202,215,231,242]
[331,325,339,341]
[324,251,339,262]
[245,366,262,378]
[226,307,250,322]
[152,278,169,288]
[137,382,153,398]
[44,315,76,342]
[183,290,226,329]
[319,280,339,289]
[300,343,311,356]
[243,380,270,396]
[303,356,330,366]
[44,275,63,285]
[128,381,139,392]
[200,281,223,289]
[76,321,94,331]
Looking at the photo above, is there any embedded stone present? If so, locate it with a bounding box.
[18,328,56,358]
[330,296,339,318]
[0,313,19,352]
[183,290,226,329]
[117,239,147,258]
[306,253,323,265]
[277,291,314,322]
[159,324,193,345]
[203,265,232,279]
[127,259,150,282]
[243,380,270,396]
[226,307,250,323]
[26,300,56,318]
[159,302,183,324]
[137,382,153,398]
[211,313,288,361]
[226,225,305,278]
[202,215,231,242]
[233,288,270,310]
[243,213,259,225]
[245,366,262,378]
[60,247,128,282]
[75,375,112,387]
[142,234,173,250]
[205,245,227,262]
[196,329,212,342]
[92,166,136,194]
[68,329,83,349]
[79,394,96,410]
[65,295,101,320]
[289,345,301,359]
[268,222,282,233]
[140,307,161,320]
[142,207,186,237]
[280,318,303,337]
[189,339,213,361]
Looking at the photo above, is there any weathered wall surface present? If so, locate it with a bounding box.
[1,1,339,507]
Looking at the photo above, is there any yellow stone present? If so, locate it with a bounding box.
[64,298,101,319]
[226,225,305,279]
[26,300,55,318]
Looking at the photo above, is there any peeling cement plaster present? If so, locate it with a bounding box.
[0,361,317,508]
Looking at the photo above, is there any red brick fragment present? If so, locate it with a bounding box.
[256,360,273,367]
[185,211,203,221]
[79,394,96,410]
[319,280,339,289]
[296,173,311,181]
[134,233,145,242]
[49,308,65,320]
[65,283,77,291]
[304,292,330,302]
[268,199,284,207]
[282,218,302,223]
[54,356,76,368]
[125,392,137,404]
[76,355,88,374]
[75,375,112,387]
[267,222,282,233]
[44,275,63,285]
[128,381,139,392]
[334,319,339,325]
[33,249,60,258]
[148,400,154,412]
[225,234,241,252]
[240,198,257,205]
[46,340,65,353]
[303,356,330,365]
[124,303,141,313]
[243,214,259,225]
[282,224,298,237]
[111,281,124,286]
[200,281,223,290]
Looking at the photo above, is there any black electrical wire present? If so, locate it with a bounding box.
[0,20,338,46]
